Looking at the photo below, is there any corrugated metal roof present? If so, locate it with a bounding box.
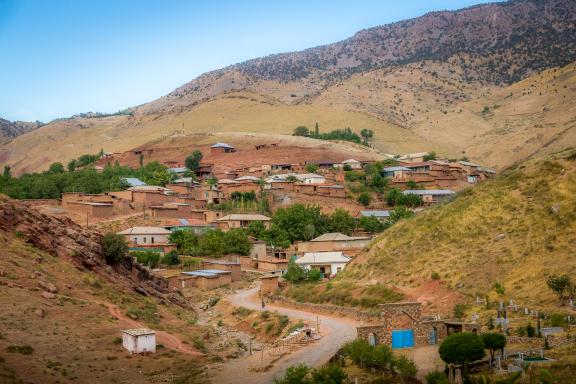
[121,177,146,187]
[296,252,351,264]
[360,210,390,217]
[311,233,369,241]
[382,166,411,172]
[211,142,235,149]
[403,189,455,195]
[117,227,172,235]
[217,214,271,221]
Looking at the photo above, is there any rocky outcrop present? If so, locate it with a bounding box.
[0,196,189,308]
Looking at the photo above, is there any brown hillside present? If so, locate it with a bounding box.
[343,149,576,313]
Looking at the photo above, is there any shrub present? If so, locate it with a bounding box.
[232,306,253,317]
[550,313,565,327]
[102,233,128,264]
[431,271,440,280]
[481,332,507,363]
[112,337,122,345]
[426,370,449,384]
[439,332,485,372]
[6,345,34,355]
[394,355,418,381]
[311,364,347,384]
[357,192,372,206]
[453,303,468,320]
[307,268,322,282]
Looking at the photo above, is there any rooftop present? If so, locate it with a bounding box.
[122,328,156,336]
[211,142,235,149]
[121,177,146,187]
[296,251,351,264]
[181,269,231,278]
[217,213,271,222]
[117,227,172,235]
[382,166,411,172]
[311,232,370,242]
[403,189,456,196]
[168,167,189,173]
[235,175,262,182]
[360,210,391,218]
[341,159,360,163]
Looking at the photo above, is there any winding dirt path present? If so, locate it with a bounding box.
[98,299,204,357]
[211,286,358,384]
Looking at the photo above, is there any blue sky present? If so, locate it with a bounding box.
[0,0,493,122]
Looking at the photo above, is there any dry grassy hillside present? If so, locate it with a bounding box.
[0,93,435,175]
[343,149,576,312]
[412,62,576,168]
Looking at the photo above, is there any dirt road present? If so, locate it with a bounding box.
[210,286,358,384]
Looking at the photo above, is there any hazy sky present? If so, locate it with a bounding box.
[0,0,493,122]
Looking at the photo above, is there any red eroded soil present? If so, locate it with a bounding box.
[397,279,465,316]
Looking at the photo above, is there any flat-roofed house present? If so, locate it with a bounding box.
[296,251,350,276]
[295,232,371,257]
[118,227,173,252]
[122,328,156,354]
[397,152,429,163]
[402,189,455,204]
[216,213,271,230]
[340,159,362,169]
[296,173,326,184]
[179,269,232,289]
[382,166,412,179]
[201,259,241,281]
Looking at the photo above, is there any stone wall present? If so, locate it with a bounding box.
[270,295,380,322]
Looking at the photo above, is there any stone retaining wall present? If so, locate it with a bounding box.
[269,295,380,322]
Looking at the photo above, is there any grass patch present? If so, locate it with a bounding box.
[6,345,33,355]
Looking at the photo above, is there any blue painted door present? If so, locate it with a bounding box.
[391,329,414,349]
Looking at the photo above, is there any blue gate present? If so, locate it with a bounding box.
[391,329,414,349]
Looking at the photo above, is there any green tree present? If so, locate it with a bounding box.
[286,175,299,183]
[146,251,161,268]
[272,204,330,243]
[305,163,319,173]
[359,216,387,233]
[48,162,65,174]
[439,333,485,380]
[389,206,414,223]
[247,220,266,238]
[423,151,437,161]
[314,122,319,137]
[307,268,322,282]
[169,230,199,254]
[328,209,356,235]
[162,250,180,267]
[283,259,307,283]
[102,233,128,264]
[185,150,203,172]
[310,364,347,384]
[197,229,226,256]
[293,126,310,137]
[139,153,144,167]
[360,128,374,145]
[67,159,77,172]
[357,192,372,206]
[546,274,573,305]
[224,228,252,256]
[274,363,310,384]
[481,332,507,364]
[2,165,10,179]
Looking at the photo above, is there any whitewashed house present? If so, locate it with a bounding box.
[296,251,351,276]
[296,173,326,184]
[341,159,362,169]
[122,328,156,354]
[117,227,172,245]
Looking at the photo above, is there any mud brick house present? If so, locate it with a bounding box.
[196,163,214,179]
[402,189,455,205]
[203,210,225,223]
[66,201,114,219]
[260,274,280,295]
[201,259,241,281]
[295,232,371,257]
[316,184,345,198]
[180,269,232,289]
[128,185,176,207]
[216,213,271,230]
[339,158,362,169]
[210,142,236,154]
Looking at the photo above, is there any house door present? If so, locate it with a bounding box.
[391,329,414,349]
[428,327,438,345]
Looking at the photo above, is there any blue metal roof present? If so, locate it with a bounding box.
[178,219,190,226]
[181,269,231,278]
[121,177,146,187]
[211,142,235,149]
[168,167,189,173]
[382,166,411,172]
[360,210,390,217]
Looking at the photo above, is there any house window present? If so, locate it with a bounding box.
[151,237,154,244]
[143,237,146,243]
[337,267,342,274]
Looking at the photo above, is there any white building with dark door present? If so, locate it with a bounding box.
[117,227,171,245]
[295,251,350,276]
[122,328,156,354]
